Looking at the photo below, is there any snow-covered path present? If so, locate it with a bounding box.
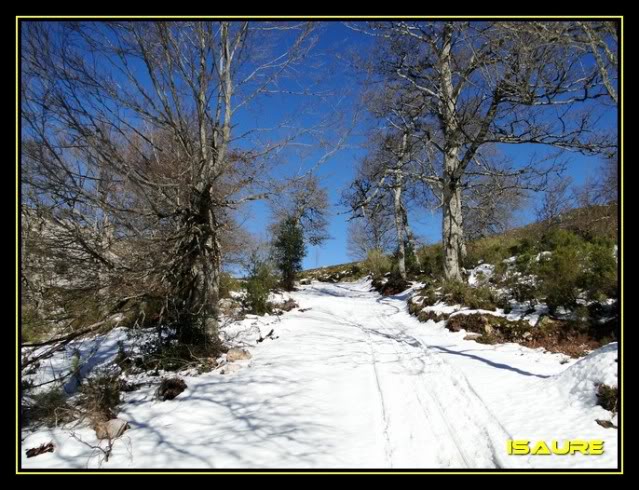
[22,280,619,469]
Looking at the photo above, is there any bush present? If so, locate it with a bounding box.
[540,228,584,251]
[128,335,222,373]
[272,217,306,291]
[581,239,617,302]
[508,237,539,257]
[77,371,122,424]
[219,272,241,299]
[596,384,618,414]
[536,231,617,312]
[416,244,444,278]
[23,386,74,428]
[363,249,391,280]
[378,269,410,296]
[401,242,421,276]
[465,235,521,268]
[439,280,498,311]
[244,253,277,315]
[537,246,582,313]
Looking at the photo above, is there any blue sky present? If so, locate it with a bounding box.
[24,21,616,271]
[233,22,618,270]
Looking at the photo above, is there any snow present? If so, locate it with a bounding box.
[467,263,494,286]
[553,343,618,415]
[21,280,618,469]
[24,327,131,395]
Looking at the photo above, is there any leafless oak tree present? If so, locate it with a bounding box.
[354,20,616,280]
[21,21,326,347]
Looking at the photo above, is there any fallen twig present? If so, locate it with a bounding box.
[257,329,275,343]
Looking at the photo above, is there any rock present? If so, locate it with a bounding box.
[484,324,494,335]
[463,332,482,341]
[226,348,252,362]
[595,419,617,429]
[219,298,241,315]
[220,363,242,375]
[156,377,187,401]
[276,299,298,312]
[536,315,560,332]
[95,418,129,440]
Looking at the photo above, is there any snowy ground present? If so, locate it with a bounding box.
[21,279,619,469]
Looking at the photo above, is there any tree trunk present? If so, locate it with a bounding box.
[173,190,222,347]
[439,23,466,282]
[442,180,465,282]
[401,203,420,268]
[393,185,407,280]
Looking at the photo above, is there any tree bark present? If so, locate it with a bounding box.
[401,202,420,269]
[172,190,222,346]
[392,184,407,280]
[442,180,465,282]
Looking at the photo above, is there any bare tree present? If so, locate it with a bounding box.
[536,175,574,229]
[357,21,616,280]
[463,173,527,240]
[21,21,322,347]
[575,153,619,207]
[575,21,618,104]
[346,204,396,260]
[270,174,330,246]
[344,128,421,280]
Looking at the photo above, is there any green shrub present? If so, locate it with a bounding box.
[24,387,74,427]
[439,280,498,311]
[465,235,520,268]
[402,242,421,276]
[272,217,306,291]
[219,272,240,299]
[363,249,392,280]
[416,244,444,278]
[416,284,439,307]
[541,228,584,251]
[244,254,277,315]
[581,239,617,302]
[536,231,617,312]
[508,237,538,257]
[536,245,583,313]
[77,371,122,424]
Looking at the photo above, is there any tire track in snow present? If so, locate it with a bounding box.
[299,282,518,468]
[370,298,519,468]
[363,321,472,467]
[364,330,395,467]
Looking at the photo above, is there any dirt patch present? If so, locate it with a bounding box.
[522,333,600,358]
[417,310,449,323]
[444,312,604,358]
[372,275,411,296]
